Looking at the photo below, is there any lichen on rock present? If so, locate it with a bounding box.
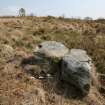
[61,49,92,96]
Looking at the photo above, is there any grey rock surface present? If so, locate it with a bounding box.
[33,41,69,76]
[61,49,92,95]
[33,42,93,95]
[34,41,69,58]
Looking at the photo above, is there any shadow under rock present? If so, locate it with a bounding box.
[21,56,41,65]
[42,76,87,100]
[21,55,88,99]
[21,55,60,78]
[21,55,46,78]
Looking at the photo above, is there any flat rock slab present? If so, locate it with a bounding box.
[70,49,92,62]
[34,41,69,58]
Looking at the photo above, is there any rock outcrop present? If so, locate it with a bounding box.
[33,41,98,96]
[33,41,69,76]
[61,49,92,96]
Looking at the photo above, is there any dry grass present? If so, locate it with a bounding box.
[0,16,105,105]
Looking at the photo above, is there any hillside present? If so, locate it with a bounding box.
[0,16,105,105]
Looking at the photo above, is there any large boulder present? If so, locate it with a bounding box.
[61,49,92,96]
[33,41,69,76]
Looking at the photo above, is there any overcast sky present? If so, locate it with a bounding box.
[0,0,105,19]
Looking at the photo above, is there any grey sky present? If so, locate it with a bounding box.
[0,0,105,19]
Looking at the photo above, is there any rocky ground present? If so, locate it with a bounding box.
[0,16,105,105]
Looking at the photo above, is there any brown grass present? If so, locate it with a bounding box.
[0,16,105,105]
